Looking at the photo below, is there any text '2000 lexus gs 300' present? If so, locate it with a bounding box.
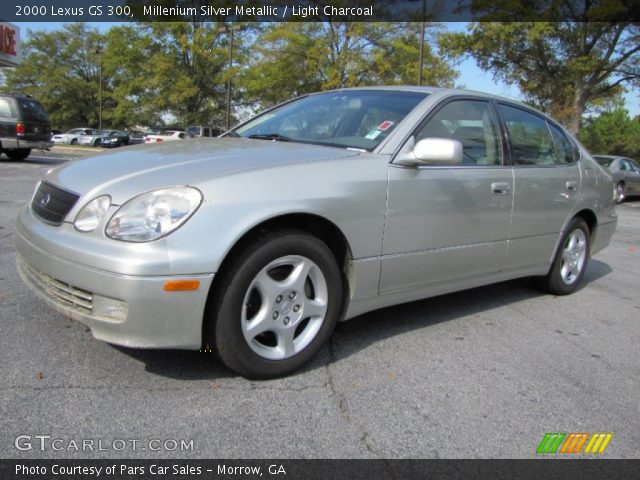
[15,87,617,378]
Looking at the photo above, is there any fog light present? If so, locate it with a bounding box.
[92,295,128,322]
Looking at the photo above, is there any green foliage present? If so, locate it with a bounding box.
[1,21,458,129]
[241,22,458,109]
[1,24,103,129]
[440,16,640,133]
[580,107,640,159]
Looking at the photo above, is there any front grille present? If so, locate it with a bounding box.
[18,257,93,314]
[31,182,80,224]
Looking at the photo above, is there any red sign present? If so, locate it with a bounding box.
[0,25,16,56]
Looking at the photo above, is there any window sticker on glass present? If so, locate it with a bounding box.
[365,129,382,140]
[378,120,394,131]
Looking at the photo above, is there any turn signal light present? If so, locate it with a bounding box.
[163,279,200,291]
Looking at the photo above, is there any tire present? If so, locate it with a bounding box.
[5,148,31,161]
[206,229,343,378]
[535,218,590,295]
[615,182,625,204]
[70,138,77,145]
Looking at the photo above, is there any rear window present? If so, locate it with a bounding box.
[594,157,613,167]
[18,99,49,123]
[0,98,14,117]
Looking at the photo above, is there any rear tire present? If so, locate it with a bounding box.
[205,229,342,379]
[5,148,31,161]
[615,182,625,203]
[534,218,590,295]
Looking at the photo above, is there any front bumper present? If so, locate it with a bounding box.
[15,216,214,350]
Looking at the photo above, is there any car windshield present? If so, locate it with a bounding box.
[67,128,84,134]
[19,99,49,123]
[594,156,614,167]
[234,90,428,151]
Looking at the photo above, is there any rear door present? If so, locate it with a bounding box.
[16,98,50,141]
[496,103,580,270]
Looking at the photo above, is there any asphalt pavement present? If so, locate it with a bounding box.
[0,150,638,459]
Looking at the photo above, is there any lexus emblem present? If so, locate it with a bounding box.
[40,193,51,207]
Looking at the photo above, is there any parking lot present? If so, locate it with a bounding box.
[0,150,638,459]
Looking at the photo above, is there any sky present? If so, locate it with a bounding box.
[12,21,639,117]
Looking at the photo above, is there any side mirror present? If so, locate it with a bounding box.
[395,137,463,166]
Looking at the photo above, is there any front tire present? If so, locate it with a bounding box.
[5,148,31,161]
[535,218,590,295]
[206,230,343,378]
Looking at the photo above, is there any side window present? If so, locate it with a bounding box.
[203,128,210,137]
[0,98,14,117]
[620,160,632,172]
[414,99,502,166]
[547,122,576,164]
[498,104,556,166]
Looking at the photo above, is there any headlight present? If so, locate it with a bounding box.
[74,195,111,232]
[105,186,202,242]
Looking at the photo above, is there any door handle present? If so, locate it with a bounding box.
[566,181,577,191]
[491,182,510,194]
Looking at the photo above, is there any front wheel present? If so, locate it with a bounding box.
[534,218,590,295]
[5,148,31,161]
[206,230,343,378]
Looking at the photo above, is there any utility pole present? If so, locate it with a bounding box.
[219,24,242,130]
[418,0,426,86]
[95,46,103,130]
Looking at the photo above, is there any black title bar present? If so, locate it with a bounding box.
[2,0,640,23]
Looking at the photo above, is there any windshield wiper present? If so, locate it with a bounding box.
[247,133,294,142]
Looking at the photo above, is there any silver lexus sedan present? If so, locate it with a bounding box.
[15,87,617,378]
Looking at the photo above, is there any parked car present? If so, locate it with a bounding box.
[50,129,64,137]
[0,93,53,161]
[52,128,98,145]
[186,126,223,138]
[78,130,117,147]
[99,130,131,148]
[143,130,185,143]
[593,155,640,203]
[127,130,146,145]
[15,87,617,378]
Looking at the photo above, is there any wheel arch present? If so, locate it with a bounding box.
[574,208,597,237]
[202,212,354,345]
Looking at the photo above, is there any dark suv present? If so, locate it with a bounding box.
[0,94,53,161]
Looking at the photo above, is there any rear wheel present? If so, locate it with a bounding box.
[615,182,625,203]
[535,218,590,295]
[206,230,342,378]
[70,138,77,145]
[5,148,31,161]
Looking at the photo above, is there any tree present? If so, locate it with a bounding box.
[441,15,640,133]
[241,22,458,109]
[580,103,640,158]
[0,23,165,130]
[1,24,104,129]
[136,22,249,127]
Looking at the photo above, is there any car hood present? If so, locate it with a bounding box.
[46,137,361,199]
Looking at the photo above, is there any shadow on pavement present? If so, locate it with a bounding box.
[113,261,614,380]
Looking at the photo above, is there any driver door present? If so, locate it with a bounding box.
[379,98,513,295]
